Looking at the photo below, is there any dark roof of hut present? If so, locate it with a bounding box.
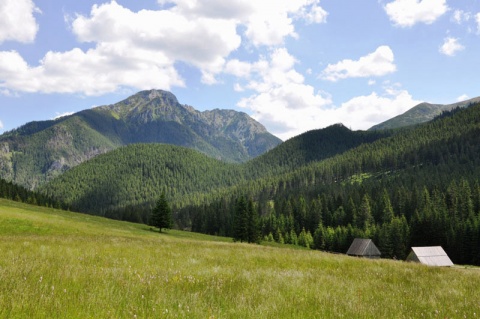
[346,238,381,257]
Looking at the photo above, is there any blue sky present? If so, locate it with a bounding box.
[0,0,479,140]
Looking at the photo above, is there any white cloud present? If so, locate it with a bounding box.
[336,89,421,130]
[321,46,396,82]
[457,94,469,102]
[0,0,328,95]
[232,48,331,140]
[72,1,241,74]
[158,0,327,47]
[452,10,471,24]
[0,119,3,130]
[439,37,464,56]
[235,49,419,139]
[53,112,74,120]
[384,0,448,27]
[0,0,40,44]
[225,59,253,78]
[228,48,418,140]
[0,47,184,95]
[476,13,480,34]
[300,4,328,24]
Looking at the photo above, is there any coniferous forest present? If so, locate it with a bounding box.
[182,104,480,265]
[3,102,480,265]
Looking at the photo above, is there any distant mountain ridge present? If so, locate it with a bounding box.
[0,90,281,189]
[369,96,480,130]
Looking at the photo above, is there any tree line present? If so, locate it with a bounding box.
[0,178,63,209]
[181,104,480,265]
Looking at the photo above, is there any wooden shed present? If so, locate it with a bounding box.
[406,246,453,267]
[346,238,381,259]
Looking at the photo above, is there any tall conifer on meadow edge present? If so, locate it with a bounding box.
[233,196,248,242]
[151,192,172,232]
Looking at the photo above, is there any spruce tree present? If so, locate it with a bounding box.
[247,198,260,243]
[233,196,248,242]
[151,193,172,232]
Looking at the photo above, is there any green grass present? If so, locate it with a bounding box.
[1,198,480,318]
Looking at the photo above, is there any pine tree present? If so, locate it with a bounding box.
[356,194,373,230]
[151,193,172,232]
[381,189,394,224]
[247,198,260,244]
[233,196,248,242]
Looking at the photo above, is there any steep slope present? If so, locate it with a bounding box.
[369,96,480,130]
[40,123,390,217]
[245,124,392,178]
[0,90,281,189]
[185,101,480,264]
[0,114,120,189]
[100,90,280,161]
[39,102,480,264]
[40,143,243,220]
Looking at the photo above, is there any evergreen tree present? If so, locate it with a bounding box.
[247,198,261,244]
[233,196,248,242]
[356,194,373,230]
[151,192,172,232]
[381,189,394,224]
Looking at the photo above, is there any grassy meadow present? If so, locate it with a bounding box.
[1,198,480,318]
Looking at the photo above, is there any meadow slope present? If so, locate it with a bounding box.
[0,199,479,318]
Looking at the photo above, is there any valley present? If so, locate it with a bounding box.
[1,198,479,318]
[1,92,480,266]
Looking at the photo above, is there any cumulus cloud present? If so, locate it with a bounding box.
[0,119,3,130]
[321,46,396,82]
[0,0,40,44]
[0,0,327,95]
[457,94,469,102]
[476,13,480,34]
[439,37,464,56]
[452,10,471,24]
[384,0,448,27]
[72,1,241,75]
[230,48,331,140]
[226,48,417,140]
[235,49,418,139]
[0,47,184,95]
[336,89,421,130]
[159,0,327,46]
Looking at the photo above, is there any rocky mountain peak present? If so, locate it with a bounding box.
[137,89,179,105]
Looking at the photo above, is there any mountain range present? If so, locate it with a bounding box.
[0,90,281,189]
[1,90,480,265]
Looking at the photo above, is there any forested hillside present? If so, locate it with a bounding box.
[40,144,243,223]
[0,177,61,209]
[0,90,281,189]
[182,103,480,265]
[40,102,480,265]
[244,123,391,179]
[41,123,378,220]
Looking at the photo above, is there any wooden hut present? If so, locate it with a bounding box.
[346,238,381,259]
[406,246,453,267]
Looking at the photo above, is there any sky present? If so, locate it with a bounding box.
[0,0,479,140]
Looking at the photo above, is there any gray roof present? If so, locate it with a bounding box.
[406,246,453,266]
[346,238,381,257]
